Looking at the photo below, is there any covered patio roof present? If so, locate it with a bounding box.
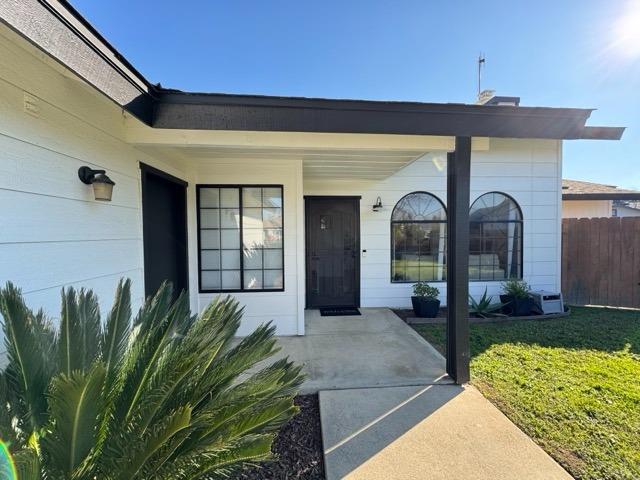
[134,136,490,181]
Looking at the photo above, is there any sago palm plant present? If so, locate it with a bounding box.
[0,279,303,479]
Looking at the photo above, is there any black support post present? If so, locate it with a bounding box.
[446,136,471,384]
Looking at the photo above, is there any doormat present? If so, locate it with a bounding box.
[320,307,361,317]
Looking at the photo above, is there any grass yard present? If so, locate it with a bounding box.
[413,307,640,480]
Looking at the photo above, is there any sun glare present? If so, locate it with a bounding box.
[0,441,16,480]
[613,1,640,58]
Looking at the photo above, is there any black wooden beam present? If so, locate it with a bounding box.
[154,91,625,140]
[446,136,471,384]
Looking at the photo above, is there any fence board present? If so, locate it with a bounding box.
[562,217,640,308]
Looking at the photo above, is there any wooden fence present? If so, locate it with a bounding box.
[562,217,640,308]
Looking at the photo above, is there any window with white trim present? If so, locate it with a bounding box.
[197,185,284,292]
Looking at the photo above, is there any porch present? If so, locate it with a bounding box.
[135,133,480,384]
[246,308,451,393]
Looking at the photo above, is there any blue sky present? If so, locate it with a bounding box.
[71,0,640,188]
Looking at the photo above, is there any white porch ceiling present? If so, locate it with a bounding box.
[137,145,429,180]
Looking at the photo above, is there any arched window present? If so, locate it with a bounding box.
[469,192,523,281]
[391,192,447,282]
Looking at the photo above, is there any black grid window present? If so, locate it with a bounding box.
[391,192,447,283]
[197,185,284,293]
[469,192,523,281]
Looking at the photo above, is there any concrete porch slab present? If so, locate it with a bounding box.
[247,308,451,393]
[320,384,571,480]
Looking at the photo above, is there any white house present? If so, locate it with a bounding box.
[562,179,640,218]
[0,1,624,381]
[612,201,640,217]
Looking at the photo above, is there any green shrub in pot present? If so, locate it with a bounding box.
[500,279,534,316]
[411,282,441,318]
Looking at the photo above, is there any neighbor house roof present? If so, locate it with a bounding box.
[0,0,626,140]
[562,180,640,200]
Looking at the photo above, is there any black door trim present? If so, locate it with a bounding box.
[140,162,188,187]
[304,196,361,308]
[140,162,189,298]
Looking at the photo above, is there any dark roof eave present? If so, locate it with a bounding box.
[577,126,625,140]
[563,193,640,200]
[152,92,622,140]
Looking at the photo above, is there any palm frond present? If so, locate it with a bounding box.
[0,282,55,434]
[0,372,18,447]
[194,322,280,406]
[109,406,192,480]
[59,287,101,376]
[102,279,132,379]
[111,288,190,427]
[78,289,101,371]
[154,434,274,480]
[42,364,106,477]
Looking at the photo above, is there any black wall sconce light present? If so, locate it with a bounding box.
[372,196,383,212]
[78,166,116,201]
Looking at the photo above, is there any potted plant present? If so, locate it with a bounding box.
[500,279,533,316]
[411,282,440,318]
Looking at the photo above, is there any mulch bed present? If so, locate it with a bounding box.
[392,308,570,325]
[238,394,325,480]
[393,308,446,322]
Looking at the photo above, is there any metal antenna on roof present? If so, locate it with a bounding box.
[477,53,485,98]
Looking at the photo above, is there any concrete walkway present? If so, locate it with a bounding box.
[258,308,452,393]
[320,384,571,480]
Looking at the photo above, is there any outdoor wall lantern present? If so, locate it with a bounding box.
[78,166,116,201]
[372,196,383,212]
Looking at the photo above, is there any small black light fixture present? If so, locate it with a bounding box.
[78,166,116,201]
[372,196,383,212]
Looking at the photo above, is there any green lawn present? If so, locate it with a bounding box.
[413,307,640,480]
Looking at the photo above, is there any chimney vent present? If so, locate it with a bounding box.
[477,90,521,106]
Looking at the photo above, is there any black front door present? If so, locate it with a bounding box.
[140,163,188,300]
[305,197,360,308]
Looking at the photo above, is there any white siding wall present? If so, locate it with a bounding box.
[562,199,612,218]
[304,138,563,308]
[187,159,305,336]
[0,28,184,343]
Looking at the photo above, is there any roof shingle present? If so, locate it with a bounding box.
[562,179,640,200]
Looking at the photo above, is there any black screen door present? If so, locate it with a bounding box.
[140,163,188,300]
[305,197,360,308]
